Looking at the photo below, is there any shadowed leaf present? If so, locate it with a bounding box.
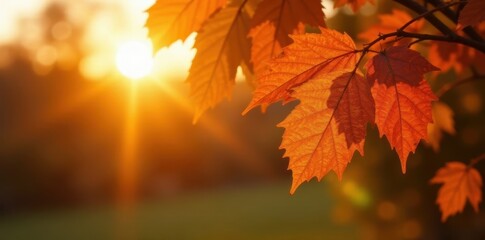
[366,46,439,172]
[279,71,374,194]
[249,0,325,77]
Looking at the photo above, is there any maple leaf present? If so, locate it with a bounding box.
[366,46,439,172]
[334,0,375,12]
[279,71,374,194]
[146,0,227,50]
[426,102,456,152]
[188,0,256,122]
[358,9,424,50]
[458,0,485,29]
[243,28,359,114]
[431,162,483,222]
[249,0,325,77]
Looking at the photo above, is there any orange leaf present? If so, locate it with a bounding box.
[458,0,485,29]
[358,9,424,50]
[249,0,325,77]
[366,46,439,172]
[188,0,256,122]
[243,28,359,114]
[146,0,227,50]
[428,38,485,75]
[426,102,456,152]
[334,0,375,12]
[431,162,483,222]
[279,71,374,194]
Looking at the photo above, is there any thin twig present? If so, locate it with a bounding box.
[469,153,485,167]
[361,1,485,53]
[436,74,485,97]
[363,30,485,52]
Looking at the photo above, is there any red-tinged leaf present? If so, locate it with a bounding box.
[279,71,374,194]
[334,0,375,12]
[431,162,483,222]
[146,0,227,50]
[458,0,485,29]
[366,46,439,172]
[428,40,485,75]
[188,0,256,122]
[249,0,325,77]
[243,28,359,114]
[426,102,456,152]
[359,9,424,50]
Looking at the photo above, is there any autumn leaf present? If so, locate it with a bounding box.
[426,102,456,152]
[334,0,374,12]
[279,71,374,194]
[458,0,485,29]
[146,0,227,50]
[366,46,439,172]
[428,24,485,75]
[249,0,325,77]
[431,162,483,222]
[358,9,424,50]
[188,0,256,122]
[243,28,359,114]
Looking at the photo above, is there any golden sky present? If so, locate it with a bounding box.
[0,0,195,81]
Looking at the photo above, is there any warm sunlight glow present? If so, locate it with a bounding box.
[116,40,154,80]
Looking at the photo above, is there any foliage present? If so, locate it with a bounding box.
[146,0,485,222]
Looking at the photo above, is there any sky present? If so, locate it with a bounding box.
[0,0,195,81]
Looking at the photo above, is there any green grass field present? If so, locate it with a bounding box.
[0,182,356,240]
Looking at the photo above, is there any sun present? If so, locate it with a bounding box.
[116,40,154,80]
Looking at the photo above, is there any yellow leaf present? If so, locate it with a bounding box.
[146,0,227,50]
[188,0,256,122]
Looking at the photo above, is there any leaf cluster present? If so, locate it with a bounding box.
[146,0,485,222]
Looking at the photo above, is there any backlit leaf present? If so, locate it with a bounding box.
[458,0,485,29]
[428,23,485,74]
[426,102,456,152]
[249,0,325,77]
[243,28,359,114]
[146,0,227,50]
[358,9,424,50]
[366,46,439,172]
[188,0,255,122]
[431,162,482,222]
[279,71,374,194]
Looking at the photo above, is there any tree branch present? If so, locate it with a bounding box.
[392,0,485,53]
[398,1,463,31]
[426,0,484,42]
[393,0,456,37]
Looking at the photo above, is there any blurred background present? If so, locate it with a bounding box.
[0,0,484,239]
